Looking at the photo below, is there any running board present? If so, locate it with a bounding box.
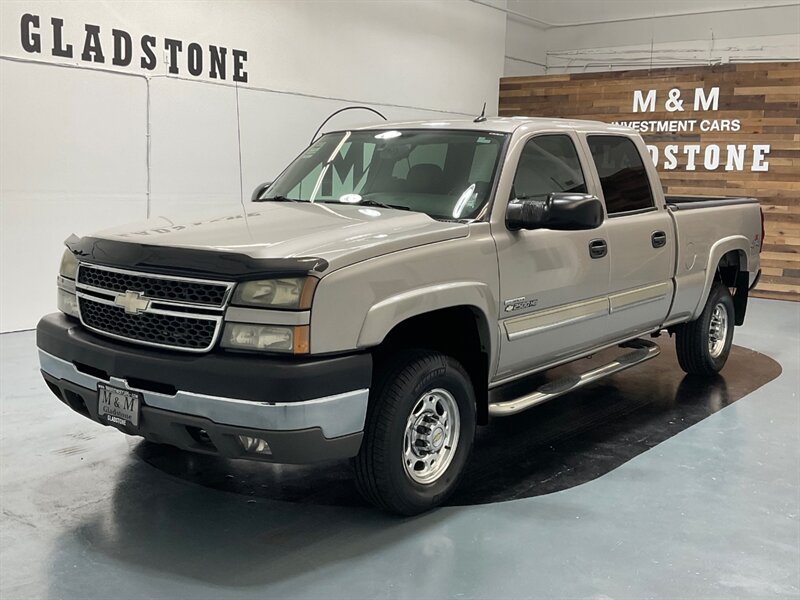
[488,339,661,417]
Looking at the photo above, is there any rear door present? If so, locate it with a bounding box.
[493,133,612,381]
[584,134,675,336]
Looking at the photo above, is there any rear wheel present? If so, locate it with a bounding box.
[675,281,735,375]
[354,350,476,515]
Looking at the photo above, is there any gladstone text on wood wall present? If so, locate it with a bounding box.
[499,62,800,301]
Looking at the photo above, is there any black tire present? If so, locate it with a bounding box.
[675,281,735,375]
[354,350,476,516]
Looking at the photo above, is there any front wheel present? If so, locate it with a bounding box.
[675,281,735,375]
[354,350,476,515]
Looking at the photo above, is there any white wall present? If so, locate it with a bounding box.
[6,0,793,332]
[0,0,507,332]
[502,0,800,75]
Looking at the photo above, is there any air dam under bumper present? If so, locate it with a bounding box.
[36,313,371,463]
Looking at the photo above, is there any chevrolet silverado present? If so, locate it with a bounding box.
[37,117,763,514]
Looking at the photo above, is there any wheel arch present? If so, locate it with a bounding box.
[357,282,497,354]
[358,284,496,425]
[692,236,752,321]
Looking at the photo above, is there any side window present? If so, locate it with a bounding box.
[512,135,587,201]
[587,135,654,215]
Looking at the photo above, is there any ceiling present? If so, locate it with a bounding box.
[505,0,800,27]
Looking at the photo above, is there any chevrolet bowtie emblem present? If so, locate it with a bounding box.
[114,290,151,315]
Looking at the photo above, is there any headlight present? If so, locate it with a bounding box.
[59,249,79,279]
[221,323,310,354]
[231,277,317,309]
[57,249,79,318]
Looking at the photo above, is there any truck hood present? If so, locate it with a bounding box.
[92,202,468,272]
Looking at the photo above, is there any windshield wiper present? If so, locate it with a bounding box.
[256,195,302,203]
[357,199,412,211]
[315,198,413,211]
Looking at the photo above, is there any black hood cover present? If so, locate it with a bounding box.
[65,235,328,281]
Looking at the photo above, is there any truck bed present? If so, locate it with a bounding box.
[665,194,762,323]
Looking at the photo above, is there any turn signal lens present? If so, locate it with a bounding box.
[292,325,310,354]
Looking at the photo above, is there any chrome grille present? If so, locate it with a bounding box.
[79,297,218,350]
[75,264,233,353]
[78,264,228,307]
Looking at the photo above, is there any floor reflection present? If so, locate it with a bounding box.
[61,456,450,589]
[135,339,781,507]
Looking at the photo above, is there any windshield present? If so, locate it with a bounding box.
[259,129,508,220]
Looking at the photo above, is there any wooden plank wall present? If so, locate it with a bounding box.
[499,62,800,301]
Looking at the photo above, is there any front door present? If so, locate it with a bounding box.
[493,133,612,382]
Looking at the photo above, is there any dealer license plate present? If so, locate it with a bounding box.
[97,383,141,428]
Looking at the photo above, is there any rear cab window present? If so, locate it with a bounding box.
[587,135,654,216]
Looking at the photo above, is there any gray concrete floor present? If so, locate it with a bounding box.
[1,298,798,599]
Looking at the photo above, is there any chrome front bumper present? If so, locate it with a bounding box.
[39,350,369,439]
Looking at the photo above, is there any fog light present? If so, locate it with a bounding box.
[238,435,272,455]
[57,288,79,318]
[222,323,293,351]
[221,323,309,354]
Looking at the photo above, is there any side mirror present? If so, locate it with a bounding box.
[506,193,604,231]
[251,181,273,202]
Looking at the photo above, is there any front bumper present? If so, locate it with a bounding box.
[37,313,371,463]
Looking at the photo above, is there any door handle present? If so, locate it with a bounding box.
[589,239,607,259]
[651,231,667,248]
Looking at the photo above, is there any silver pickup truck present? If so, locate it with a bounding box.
[37,117,763,514]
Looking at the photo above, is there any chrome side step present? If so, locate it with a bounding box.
[488,339,660,417]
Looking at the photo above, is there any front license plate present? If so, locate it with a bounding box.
[97,383,141,428]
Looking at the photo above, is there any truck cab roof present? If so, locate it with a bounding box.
[346,116,636,135]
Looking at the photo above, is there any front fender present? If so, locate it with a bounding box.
[357,281,498,366]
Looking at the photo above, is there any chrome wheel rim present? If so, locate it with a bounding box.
[708,302,729,358]
[403,388,460,485]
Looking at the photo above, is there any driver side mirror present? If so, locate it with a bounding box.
[506,193,604,231]
[251,181,273,202]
